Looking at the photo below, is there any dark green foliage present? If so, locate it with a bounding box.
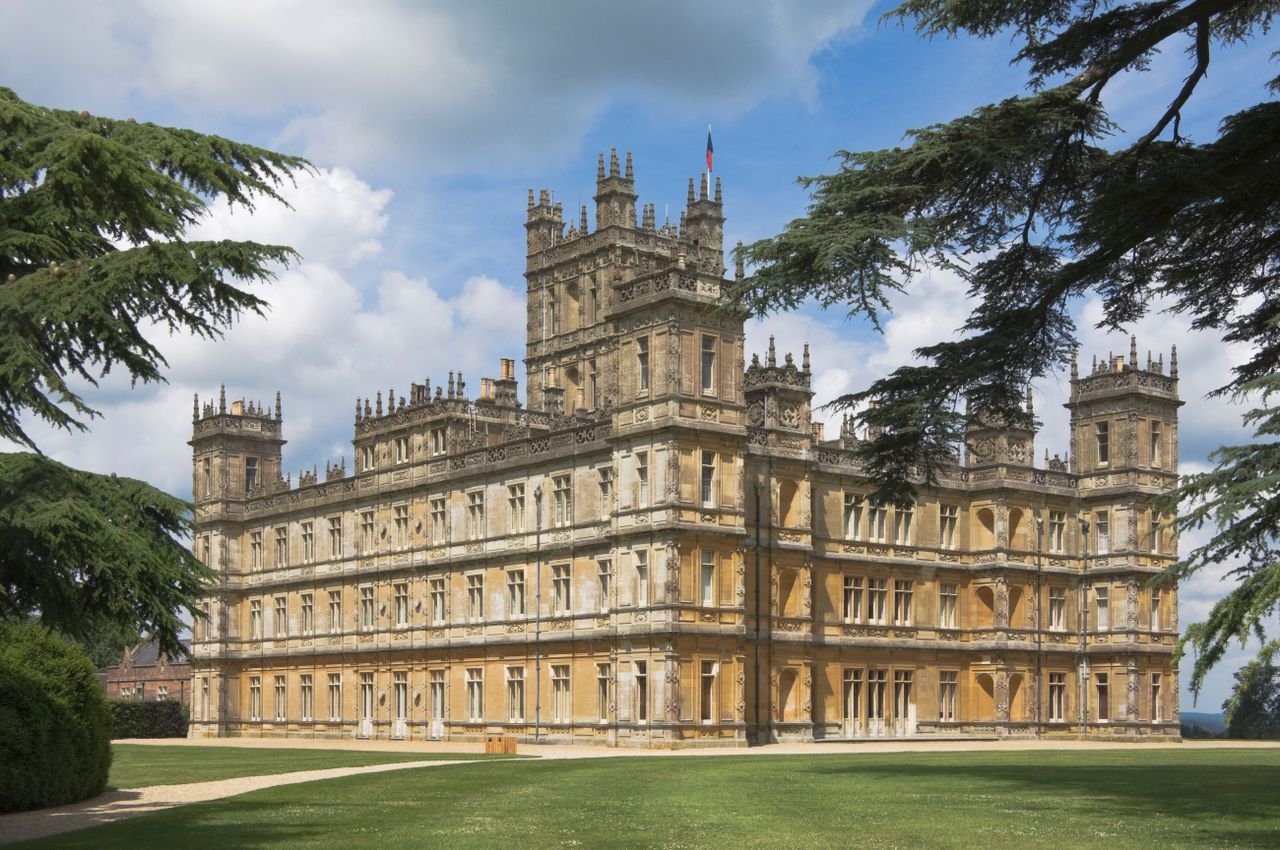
[0,86,307,449]
[0,87,308,656]
[0,452,214,661]
[0,622,112,812]
[71,620,145,671]
[732,0,1280,689]
[1223,641,1280,739]
[108,699,190,739]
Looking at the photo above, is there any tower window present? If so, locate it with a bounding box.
[637,338,650,392]
[1150,421,1162,466]
[701,335,716,392]
[245,457,258,494]
[1096,422,1109,464]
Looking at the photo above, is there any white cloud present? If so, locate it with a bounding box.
[13,166,525,495]
[0,0,873,172]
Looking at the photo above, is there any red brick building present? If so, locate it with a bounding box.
[102,641,192,705]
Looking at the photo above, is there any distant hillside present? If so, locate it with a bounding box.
[1181,712,1226,735]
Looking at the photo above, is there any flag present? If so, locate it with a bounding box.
[706,126,714,172]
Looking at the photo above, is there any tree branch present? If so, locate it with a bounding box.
[1133,15,1212,152]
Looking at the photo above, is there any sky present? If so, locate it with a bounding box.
[2,0,1275,711]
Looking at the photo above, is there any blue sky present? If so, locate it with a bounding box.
[3,0,1275,710]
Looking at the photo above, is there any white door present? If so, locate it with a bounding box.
[359,673,374,738]
[429,672,445,739]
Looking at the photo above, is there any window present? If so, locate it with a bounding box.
[507,569,526,617]
[202,457,212,499]
[301,593,314,635]
[588,283,598,324]
[634,550,650,606]
[273,596,287,637]
[393,504,410,549]
[328,591,342,634]
[249,600,262,639]
[597,663,611,722]
[245,457,258,494]
[1150,420,1162,466]
[635,451,649,507]
[700,451,716,506]
[1150,588,1162,631]
[939,583,958,628]
[868,503,888,543]
[552,475,572,527]
[552,665,571,722]
[360,586,375,630]
[1049,511,1066,553]
[249,676,262,721]
[700,661,716,722]
[1049,587,1066,631]
[328,517,343,558]
[1049,672,1066,721]
[198,535,211,566]
[843,669,863,724]
[297,521,314,563]
[893,580,913,625]
[867,670,887,720]
[1149,508,1162,554]
[698,552,716,607]
[701,335,716,392]
[939,505,958,549]
[548,299,559,334]
[597,560,612,612]
[467,574,484,622]
[597,467,613,518]
[430,427,447,456]
[506,666,525,722]
[893,670,913,721]
[274,675,287,721]
[893,505,913,545]
[844,494,863,539]
[157,685,168,701]
[360,510,376,552]
[430,498,447,544]
[360,444,375,471]
[1151,673,1162,722]
[1095,511,1110,554]
[508,484,525,533]
[394,435,410,464]
[274,527,288,567]
[867,578,887,624]
[1096,422,1110,464]
[466,669,484,721]
[394,671,408,728]
[394,583,409,627]
[939,671,957,721]
[430,670,445,725]
[637,337,650,392]
[467,491,485,540]
[327,673,342,721]
[1096,672,1110,721]
[430,578,446,623]
[553,564,572,614]
[1095,587,1110,631]
[300,674,313,721]
[250,531,263,571]
[588,359,598,408]
[634,661,649,722]
[842,576,863,623]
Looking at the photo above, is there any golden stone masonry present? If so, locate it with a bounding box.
[188,150,1180,746]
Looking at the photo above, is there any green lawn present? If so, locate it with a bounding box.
[22,748,1280,849]
[108,744,495,789]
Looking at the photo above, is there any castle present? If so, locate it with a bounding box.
[188,150,1180,745]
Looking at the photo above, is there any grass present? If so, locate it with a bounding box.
[108,744,498,789]
[19,747,1280,849]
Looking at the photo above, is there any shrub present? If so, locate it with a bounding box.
[109,698,190,739]
[0,622,112,812]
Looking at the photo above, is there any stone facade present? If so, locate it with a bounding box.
[188,151,1180,746]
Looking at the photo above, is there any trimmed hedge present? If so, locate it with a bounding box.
[109,698,190,739]
[0,623,113,812]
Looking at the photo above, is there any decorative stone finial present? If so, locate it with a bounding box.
[625,151,633,180]
[767,335,777,367]
[219,384,226,414]
[1170,345,1178,378]
[1129,334,1138,370]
